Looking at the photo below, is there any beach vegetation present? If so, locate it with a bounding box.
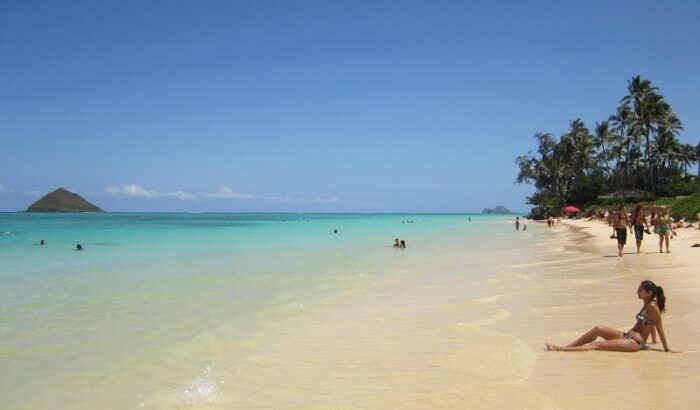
[515,76,699,219]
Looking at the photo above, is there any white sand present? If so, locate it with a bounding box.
[141,219,699,409]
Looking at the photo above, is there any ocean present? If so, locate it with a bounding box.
[1,212,526,409]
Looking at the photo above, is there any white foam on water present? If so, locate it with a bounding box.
[457,309,511,330]
[181,363,222,406]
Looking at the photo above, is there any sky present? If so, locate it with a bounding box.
[1,0,699,212]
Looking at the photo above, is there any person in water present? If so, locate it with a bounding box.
[76,244,83,251]
[40,239,45,245]
[400,240,406,248]
[545,280,676,352]
[393,238,400,247]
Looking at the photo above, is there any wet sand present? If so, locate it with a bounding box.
[156,219,700,409]
[529,219,700,409]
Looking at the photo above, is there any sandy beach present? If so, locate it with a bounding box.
[176,218,700,410]
[3,215,699,409]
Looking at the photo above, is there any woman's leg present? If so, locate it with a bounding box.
[664,233,670,252]
[546,326,624,351]
[549,338,640,352]
[659,234,664,253]
[564,325,624,347]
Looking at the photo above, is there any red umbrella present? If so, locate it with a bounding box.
[563,205,580,213]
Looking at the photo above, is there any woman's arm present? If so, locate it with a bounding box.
[649,305,677,352]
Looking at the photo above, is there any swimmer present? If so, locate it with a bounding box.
[76,244,83,251]
[40,239,45,245]
[393,238,400,247]
[545,281,677,353]
[400,240,406,248]
[334,229,338,234]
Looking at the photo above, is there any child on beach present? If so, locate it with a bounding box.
[545,280,676,352]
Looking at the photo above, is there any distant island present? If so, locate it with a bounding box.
[482,205,512,214]
[27,188,103,213]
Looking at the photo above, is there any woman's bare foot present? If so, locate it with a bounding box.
[545,342,561,351]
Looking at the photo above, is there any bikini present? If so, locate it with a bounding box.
[623,306,655,345]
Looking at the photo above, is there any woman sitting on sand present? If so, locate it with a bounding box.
[545,280,676,353]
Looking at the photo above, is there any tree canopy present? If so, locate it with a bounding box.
[515,76,699,216]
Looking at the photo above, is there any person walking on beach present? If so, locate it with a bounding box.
[631,203,650,254]
[614,205,632,257]
[657,207,674,253]
[545,280,676,352]
[515,217,520,231]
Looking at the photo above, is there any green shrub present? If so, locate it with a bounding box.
[584,204,601,217]
[670,193,700,221]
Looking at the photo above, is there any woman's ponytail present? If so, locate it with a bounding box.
[654,286,666,313]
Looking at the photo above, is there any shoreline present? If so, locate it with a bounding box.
[529,218,700,409]
[3,215,699,409]
[217,218,700,409]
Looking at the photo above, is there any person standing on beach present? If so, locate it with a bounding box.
[657,207,674,253]
[631,203,650,254]
[515,217,520,231]
[545,280,676,352]
[614,205,632,257]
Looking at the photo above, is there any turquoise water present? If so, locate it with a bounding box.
[0,212,521,408]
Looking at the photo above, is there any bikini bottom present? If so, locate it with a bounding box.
[622,332,642,345]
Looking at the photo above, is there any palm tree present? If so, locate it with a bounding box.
[679,143,697,178]
[621,76,671,190]
[593,121,611,173]
[609,105,635,187]
[564,119,595,174]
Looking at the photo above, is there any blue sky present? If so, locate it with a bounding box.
[1,0,699,212]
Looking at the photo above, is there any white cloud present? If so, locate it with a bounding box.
[313,196,339,203]
[106,184,159,198]
[205,187,257,199]
[202,187,341,204]
[0,185,15,194]
[167,190,197,200]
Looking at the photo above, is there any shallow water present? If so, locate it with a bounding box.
[1,212,525,408]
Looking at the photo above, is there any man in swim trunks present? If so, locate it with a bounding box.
[614,205,633,257]
[631,203,650,254]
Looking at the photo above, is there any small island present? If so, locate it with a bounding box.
[27,188,104,213]
[482,205,512,214]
